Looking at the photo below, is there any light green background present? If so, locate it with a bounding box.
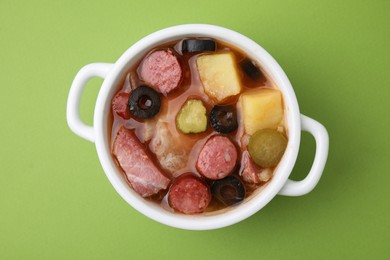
[1,0,389,259]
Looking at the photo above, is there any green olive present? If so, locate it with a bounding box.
[248,129,287,168]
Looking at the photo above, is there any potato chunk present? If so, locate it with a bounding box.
[241,88,283,135]
[197,53,241,103]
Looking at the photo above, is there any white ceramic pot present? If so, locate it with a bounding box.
[66,24,329,230]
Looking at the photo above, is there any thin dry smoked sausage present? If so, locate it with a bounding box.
[196,135,238,180]
[168,174,211,214]
[139,49,182,95]
[112,92,130,119]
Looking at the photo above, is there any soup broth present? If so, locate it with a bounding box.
[109,38,287,214]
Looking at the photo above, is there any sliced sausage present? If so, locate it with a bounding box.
[196,135,238,180]
[168,174,211,214]
[139,49,182,95]
[241,151,272,184]
[112,127,170,197]
[112,92,130,119]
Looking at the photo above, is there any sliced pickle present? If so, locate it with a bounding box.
[248,129,287,168]
[176,99,207,134]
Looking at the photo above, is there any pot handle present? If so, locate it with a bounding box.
[278,114,329,196]
[66,63,114,143]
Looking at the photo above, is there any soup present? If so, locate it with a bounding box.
[109,38,287,214]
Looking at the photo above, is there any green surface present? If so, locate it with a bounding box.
[1,0,389,259]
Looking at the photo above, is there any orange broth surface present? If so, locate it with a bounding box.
[108,39,287,213]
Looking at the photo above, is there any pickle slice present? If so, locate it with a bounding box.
[248,129,287,168]
[176,99,207,134]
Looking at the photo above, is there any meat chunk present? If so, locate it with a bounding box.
[139,49,182,95]
[112,127,170,197]
[143,119,157,142]
[196,135,238,180]
[241,151,272,184]
[149,121,189,174]
[168,174,211,214]
[112,92,130,119]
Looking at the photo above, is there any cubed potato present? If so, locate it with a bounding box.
[241,88,283,135]
[196,53,241,103]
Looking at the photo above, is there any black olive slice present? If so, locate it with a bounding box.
[211,175,245,206]
[240,58,263,81]
[182,39,216,53]
[209,105,238,133]
[128,85,161,119]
